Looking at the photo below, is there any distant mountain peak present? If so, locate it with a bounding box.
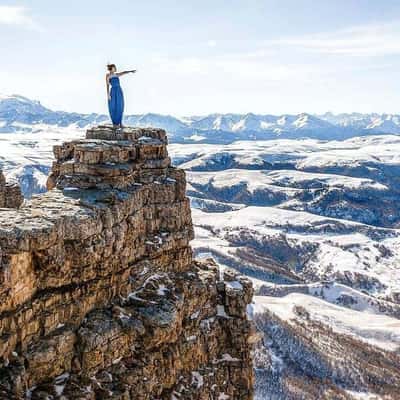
[1,93,400,141]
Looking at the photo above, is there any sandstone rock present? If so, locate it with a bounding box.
[0,126,253,399]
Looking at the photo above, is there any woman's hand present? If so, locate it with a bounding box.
[108,95,111,101]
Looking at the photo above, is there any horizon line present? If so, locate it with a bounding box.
[2,93,400,119]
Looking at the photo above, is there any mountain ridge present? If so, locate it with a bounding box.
[2,94,400,142]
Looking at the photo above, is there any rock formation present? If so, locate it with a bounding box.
[0,125,254,399]
[0,170,23,208]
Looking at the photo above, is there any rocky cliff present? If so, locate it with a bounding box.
[0,170,23,208]
[0,126,254,399]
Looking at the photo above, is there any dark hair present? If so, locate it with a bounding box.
[107,63,116,71]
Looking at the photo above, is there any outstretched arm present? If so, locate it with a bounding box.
[116,70,137,77]
[106,75,110,100]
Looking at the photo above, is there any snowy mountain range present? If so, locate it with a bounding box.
[2,94,400,142]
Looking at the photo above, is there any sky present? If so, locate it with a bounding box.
[2,0,400,116]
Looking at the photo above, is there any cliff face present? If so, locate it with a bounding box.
[0,171,23,208]
[0,126,254,400]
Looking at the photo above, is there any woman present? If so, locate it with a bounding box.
[106,64,136,128]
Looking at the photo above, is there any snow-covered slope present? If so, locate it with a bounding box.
[254,293,400,351]
[252,294,400,399]
[171,135,400,399]
[191,206,400,297]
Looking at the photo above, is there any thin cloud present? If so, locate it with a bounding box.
[151,53,328,86]
[262,22,400,57]
[0,6,39,29]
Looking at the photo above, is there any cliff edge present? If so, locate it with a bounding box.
[0,125,254,399]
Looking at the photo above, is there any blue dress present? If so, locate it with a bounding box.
[108,76,124,125]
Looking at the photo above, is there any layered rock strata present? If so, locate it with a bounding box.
[0,170,23,208]
[0,126,254,399]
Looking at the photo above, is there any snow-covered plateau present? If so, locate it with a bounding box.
[174,137,400,399]
[1,94,400,399]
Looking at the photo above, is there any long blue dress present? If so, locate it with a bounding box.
[108,76,124,125]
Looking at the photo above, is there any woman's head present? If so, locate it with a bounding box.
[107,63,117,73]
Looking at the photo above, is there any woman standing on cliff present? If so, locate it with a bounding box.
[106,64,136,128]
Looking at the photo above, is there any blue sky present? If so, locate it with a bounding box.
[2,1,400,115]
